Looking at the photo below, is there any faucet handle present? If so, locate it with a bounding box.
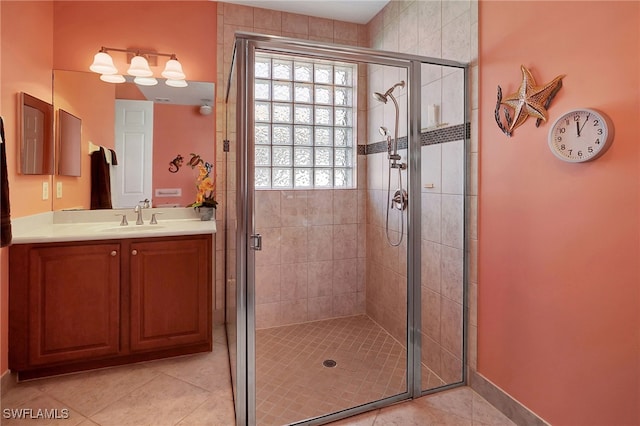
[150,212,163,224]
[140,198,151,208]
[115,214,128,226]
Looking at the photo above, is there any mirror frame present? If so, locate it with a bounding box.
[20,92,54,175]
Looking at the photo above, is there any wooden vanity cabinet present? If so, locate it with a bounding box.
[9,234,212,379]
[129,238,211,352]
[9,242,121,369]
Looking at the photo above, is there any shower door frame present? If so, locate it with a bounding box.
[234,32,469,426]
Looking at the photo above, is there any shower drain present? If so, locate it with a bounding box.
[322,359,337,368]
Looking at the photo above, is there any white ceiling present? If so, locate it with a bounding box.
[217,0,389,24]
[124,76,215,106]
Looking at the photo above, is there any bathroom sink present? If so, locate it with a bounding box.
[100,225,166,232]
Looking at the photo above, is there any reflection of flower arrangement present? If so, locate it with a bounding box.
[187,154,217,209]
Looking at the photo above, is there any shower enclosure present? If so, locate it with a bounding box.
[224,33,468,425]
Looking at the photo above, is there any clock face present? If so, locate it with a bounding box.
[548,108,612,162]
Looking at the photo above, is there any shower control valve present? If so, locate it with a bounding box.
[392,189,408,210]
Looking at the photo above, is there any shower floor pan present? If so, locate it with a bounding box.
[255,315,407,425]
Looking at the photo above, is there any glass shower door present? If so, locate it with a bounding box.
[244,40,412,425]
[232,32,469,426]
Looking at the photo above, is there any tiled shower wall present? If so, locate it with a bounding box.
[365,0,478,383]
[216,3,370,329]
[217,1,479,379]
[253,188,367,328]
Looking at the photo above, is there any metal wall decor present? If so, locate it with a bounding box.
[495,65,565,137]
[168,154,184,173]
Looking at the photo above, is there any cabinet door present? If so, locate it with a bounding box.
[129,237,211,352]
[28,243,121,365]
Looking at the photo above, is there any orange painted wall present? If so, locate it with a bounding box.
[478,2,640,425]
[53,1,216,83]
[153,104,215,208]
[0,0,54,376]
[1,1,54,219]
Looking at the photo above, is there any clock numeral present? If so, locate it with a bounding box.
[593,119,600,126]
[595,138,600,145]
[568,149,573,155]
[597,128,603,135]
[565,119,570,126]
[588,147,594,153]
[578,150,583,157]
[556,136,562,143]
[559,127,566,134]
[560,144,566,150]
[574,115,580,121]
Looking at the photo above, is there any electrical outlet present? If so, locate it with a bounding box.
[42,181,49,200]
[56,181,63,198]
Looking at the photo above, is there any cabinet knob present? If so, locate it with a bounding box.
[131,250,138,256]
[110,251,117,257]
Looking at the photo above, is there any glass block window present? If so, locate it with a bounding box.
[254,53,357,189]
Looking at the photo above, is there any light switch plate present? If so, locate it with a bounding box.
[42,181,49,200]
[56,181,63,198]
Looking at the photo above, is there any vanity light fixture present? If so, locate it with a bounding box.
[134,76,158,86]
[127,55,153,77]
[99,74,126,84]
[89,46,188,87]
[166,79,188,88]
[89,50,118,74]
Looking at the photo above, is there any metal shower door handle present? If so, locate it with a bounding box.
[250,234,262,251]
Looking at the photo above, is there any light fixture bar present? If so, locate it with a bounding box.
[90,46,187,86]
[98,46,179,60]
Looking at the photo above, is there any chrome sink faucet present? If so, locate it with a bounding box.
[134,205,144,225]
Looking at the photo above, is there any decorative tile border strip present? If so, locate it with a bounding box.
[358,122,470,155]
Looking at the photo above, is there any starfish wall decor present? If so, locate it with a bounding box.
[495,65,565,137]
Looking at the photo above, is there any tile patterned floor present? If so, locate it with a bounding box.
[0,322,515,426]
[0,327,235,426]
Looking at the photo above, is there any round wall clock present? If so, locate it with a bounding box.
[547,108,613,162]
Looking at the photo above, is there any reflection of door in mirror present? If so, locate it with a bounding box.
[112,100,153,208]
[20,93,54,175]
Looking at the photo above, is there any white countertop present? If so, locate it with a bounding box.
[11,208,217,244]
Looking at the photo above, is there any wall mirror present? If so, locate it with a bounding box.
[20,92,54,175]
[57,109,81,176]
[51,70,215,211]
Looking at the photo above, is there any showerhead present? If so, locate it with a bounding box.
[379,126,389,136]
[371,80,406,104]
[373,92,388,104]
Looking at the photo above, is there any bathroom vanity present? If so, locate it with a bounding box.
[8,210,215,380]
